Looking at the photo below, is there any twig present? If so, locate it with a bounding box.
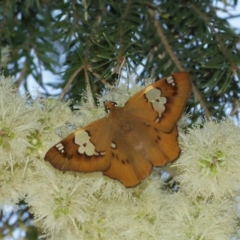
[58,66,83,101]
[88,68,116,90]
[148,7,212,119]
[189,2,232,63]
[230,97,239,116]
[147,8,183,71]
[191,84,212,118]
[16,60,27,89]
[83,66,95,106]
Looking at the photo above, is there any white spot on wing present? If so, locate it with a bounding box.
[155,117,160,123]
[111,142,117,149]
[74,130,96,156]
[145,88,167,119]
[55,143,65,153]
[167,76,175,86]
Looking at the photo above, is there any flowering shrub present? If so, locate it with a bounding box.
[0,48,239,239]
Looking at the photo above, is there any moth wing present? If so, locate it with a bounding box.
[103,129,152,187]
[103,121,180,187]
[124,72,191,133]
[44,117,113,172]
[137,122,180,166]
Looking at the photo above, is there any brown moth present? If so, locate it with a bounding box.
[45,72,192,187]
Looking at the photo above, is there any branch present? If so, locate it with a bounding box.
[83,66,96,107]
[191,83,212,119]
[58,66,83,101]
[147,8,183,71]
[148,7,212,119]
[16,59,27,89]
[189,3,232,63]
[88,68,116,90]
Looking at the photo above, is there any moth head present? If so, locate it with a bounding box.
[104,101,117,113]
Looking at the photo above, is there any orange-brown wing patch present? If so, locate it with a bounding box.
[45,118,112,173]
[104,130,152,187]
[103,122,179,187]
[137,122,180,166]
[124,72,191,133]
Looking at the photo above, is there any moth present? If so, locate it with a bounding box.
[45,72,191,187]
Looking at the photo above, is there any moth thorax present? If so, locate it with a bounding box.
[104,101,117,113]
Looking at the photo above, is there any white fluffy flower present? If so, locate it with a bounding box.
[0,46,10,68]
[0,76,38,160]
[0,74,239,239]
[26,160,165,239]
[158,192,236,240]
[0,76,39,203]
[174,120,240,199]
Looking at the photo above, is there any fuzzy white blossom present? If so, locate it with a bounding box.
[0,76,39,204]
[0,74,239,239]
[158,192,236,240]
[0,46,10,68]
[27,160,165,239]
[175,120,240,199]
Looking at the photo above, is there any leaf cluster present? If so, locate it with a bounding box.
[0,0,240,120]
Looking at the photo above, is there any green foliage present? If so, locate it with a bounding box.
[1,0,240,120]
